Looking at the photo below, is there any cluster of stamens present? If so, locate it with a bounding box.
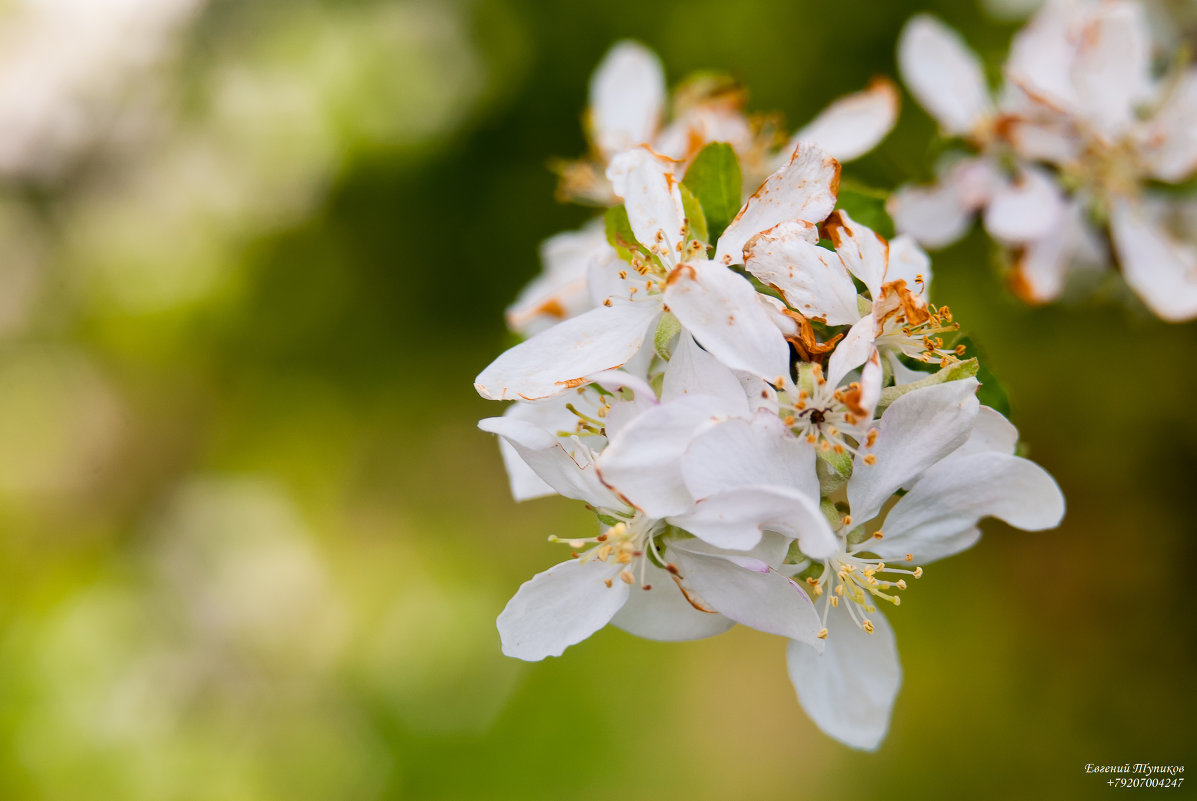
[603,222,707,306]
[779,364,877,460]
[873,278,964,367]
[548,517,665,591]
[804,526,924,639]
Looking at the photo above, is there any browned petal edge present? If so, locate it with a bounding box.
[673,574,719,613]
[783,309,842,364]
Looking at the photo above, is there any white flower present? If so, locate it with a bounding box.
[560,40,896,203]
[893,3,1197,320]
[676,377,1064,748]
[745,209,963,384]
[474,143,839,400]
[481,354,828,659]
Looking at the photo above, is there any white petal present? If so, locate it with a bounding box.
[826,315,878,388]
[656,106,755,162]
[1005,0,1080,114]
[671,546,824,646]
[824,210,888,297]
[589,41,665,158]
[478,416,621,508]
[1110,199,1197,322]
[1141,69,1197,182]
[953,405,1018,457]
[982,167,1065,244]
[508,223,606,335]
[876,451,1064,563]
[888,181,973,249]
[496,399,584,501]
[849,377,980,522]
[671,485,837,559]
[1010,198,1103,303]
[682,413,819,500]
[665,260,790,382]
[744,220,861,326]
[610,560,736,641]
[607,147,687,265]
[597,394,730,518]
[885,235,932,297]
[786,78,899,163]
[498,559,629,660]
[897,14,992,136]
[786,606,900,751]
[716,143,840,266]
[1071,2,1153,140]
[474,301,660,401]
[661,333,751,413]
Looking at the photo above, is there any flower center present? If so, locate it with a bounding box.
[803,525,923,639]
[778,364,878,457]
[873,279,965,367]
[549,516,666,591]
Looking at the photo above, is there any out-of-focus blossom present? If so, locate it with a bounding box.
[893,2,1197,320]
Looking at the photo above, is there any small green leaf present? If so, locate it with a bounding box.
[679,183,709,246]
[604,205,641,262]
[836,180,895,239]
[817,449,852,495]
[654,312,682,360]
[956,336,1012,417]
[683,142,742,241]
[876,358,979,412]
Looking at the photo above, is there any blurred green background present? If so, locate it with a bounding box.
[0,0,1194,798]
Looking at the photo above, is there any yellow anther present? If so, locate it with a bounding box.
[616,552,632,564]
[820,441,831,452]
[835,584,844,597]
[596,545,613,561]
[619,570,635,584]
[784,415,796,426]
[862,620,875,634]
[892,596,901,606]
[817,628,829,640]
[863,454,877,465]
[866,429,878,447]
[604,578,613,588]
[913,567,924,578]
[873,530,884,539]
[830,596,839,607]
[833,444,845,454]
[841,515,852,527]
[896,579,907,590]
[905,553,914,562]
[806,434,818,444]
[619,270,628,279]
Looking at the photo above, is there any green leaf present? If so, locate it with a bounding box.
[683,142,742,241]
[679,184,709,246]
[604,205,641,262]
[956,336,1011,417]
[876,358,979,412]
[836,180,895,239]
[653,312,682,360]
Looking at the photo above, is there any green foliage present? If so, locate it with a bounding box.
[836,181,895,239]
[876,358,979,412]
[679,184,710,245]
[956,336,1012,417]
[604,204,641,262]
[653,312,682,360]
[683,143,742,241]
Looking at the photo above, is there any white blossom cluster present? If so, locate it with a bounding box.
[892,0,1197,320]
[475,43,1064,750]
